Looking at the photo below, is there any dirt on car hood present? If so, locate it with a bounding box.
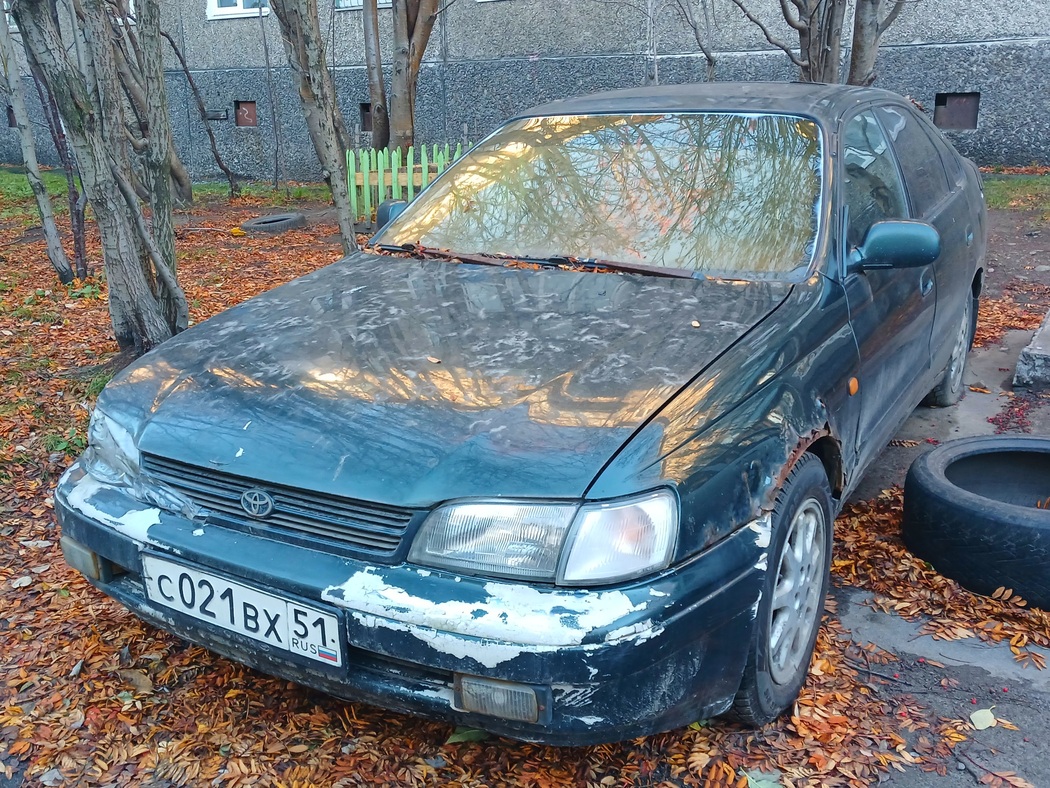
[100,253,792,507]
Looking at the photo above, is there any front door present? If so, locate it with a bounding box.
[839,108,937,470]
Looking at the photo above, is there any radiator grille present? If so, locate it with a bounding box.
[142,454,416,555]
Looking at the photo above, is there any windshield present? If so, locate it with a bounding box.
[373,112,823,277]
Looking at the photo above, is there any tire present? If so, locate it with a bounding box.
[240,212,307,234]
[730,453,833,726]
[925,294,975,407]
[903,436,1050,609]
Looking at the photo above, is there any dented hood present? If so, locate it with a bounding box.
[101,254,791,508]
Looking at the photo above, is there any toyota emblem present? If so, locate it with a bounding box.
[240,488,276,518]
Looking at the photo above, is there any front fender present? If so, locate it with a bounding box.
[589,380,835,560]
[588,276,860,561]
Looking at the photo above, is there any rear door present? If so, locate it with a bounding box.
[839,108,937,470]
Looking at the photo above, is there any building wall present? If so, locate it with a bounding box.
[3,1,1048,181]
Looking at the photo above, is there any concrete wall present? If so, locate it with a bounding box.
[3,1,1048,180]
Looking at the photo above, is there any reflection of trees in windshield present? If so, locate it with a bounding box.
[380,113,822,276]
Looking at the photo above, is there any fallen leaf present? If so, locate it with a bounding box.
[116,669,153,695]
[10,576,32,588]
[970,707,997,730]
[444,727,489,744]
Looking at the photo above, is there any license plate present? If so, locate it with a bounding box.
[141,555,343,667]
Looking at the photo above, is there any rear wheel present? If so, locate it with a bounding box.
[926,295,975,407]
[730,453,833,726]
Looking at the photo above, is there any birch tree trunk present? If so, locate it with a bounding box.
[847,0,906,87]
[362,0,389,149]
[30,58,89,279]
[136,0,184,329]
[271,0,358,254]
[0,18,74,283]
[388,0,438,153]
[109,0,194,205]
[13,0,187,355]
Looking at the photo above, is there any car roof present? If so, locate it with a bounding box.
[517,81,911,126]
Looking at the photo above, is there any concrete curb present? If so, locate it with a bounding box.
[1014,310,1050,388]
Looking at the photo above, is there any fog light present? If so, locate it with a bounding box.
[455,675,540,723]
[60,535,105,580]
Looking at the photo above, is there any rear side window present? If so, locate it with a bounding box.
[842,111,908,249]
[875,105,951,218]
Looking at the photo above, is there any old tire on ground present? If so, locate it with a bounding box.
[903,436,1050,609]
[730,453,833,726]
[925,294,976,407]
[240,212,307,234]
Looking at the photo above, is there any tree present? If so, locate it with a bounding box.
[107,0,194,205]
[31,64,90,280]
[270,0,357,254]
[670,0,716,80]
[729,0,906,85]
[13,0,188,355]
[847,0,906,87]
[0,16,74,283]
[362,0,441,152]
[361,0,389,149]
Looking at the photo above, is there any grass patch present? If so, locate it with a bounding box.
[84,371,113,398]
[0,165,69,201]
[983,174,1050,215]
[43,427,86,456]
[194,180,332,205]
[0,165,73,223]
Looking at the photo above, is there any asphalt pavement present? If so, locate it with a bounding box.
[847,326,1050,788]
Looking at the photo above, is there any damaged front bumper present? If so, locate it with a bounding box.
[55,462,767,745]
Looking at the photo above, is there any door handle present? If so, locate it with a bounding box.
[920,271,934,297]
[965,226,974,246]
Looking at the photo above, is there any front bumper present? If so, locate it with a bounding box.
[55,462,767,745]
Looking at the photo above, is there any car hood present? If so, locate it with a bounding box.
[102,253,791,508]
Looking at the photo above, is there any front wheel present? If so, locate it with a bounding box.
[730,453,833,726]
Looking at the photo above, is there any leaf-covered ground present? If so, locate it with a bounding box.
[1,193,1048,787]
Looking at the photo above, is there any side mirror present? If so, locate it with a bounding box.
[849,220,941,272]
[376,199,408,231]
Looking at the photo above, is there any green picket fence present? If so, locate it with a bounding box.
[346,143,464,223]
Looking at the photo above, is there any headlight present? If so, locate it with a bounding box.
[82,407,141,483]
[409,489,678,585]
[408,502,577,581]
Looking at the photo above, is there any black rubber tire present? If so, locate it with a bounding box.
[903,436,1050,609]
[240,212,307,234]
[925,294,976,407]
[730,453,833,726]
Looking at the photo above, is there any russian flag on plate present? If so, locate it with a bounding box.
[318,646,339,663]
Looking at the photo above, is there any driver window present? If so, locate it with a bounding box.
[843,110,908,249]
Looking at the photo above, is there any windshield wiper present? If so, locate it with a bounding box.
[374,244,509,269]
[513,255,702,280]
[375,245,700,280]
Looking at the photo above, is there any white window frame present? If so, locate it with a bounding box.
[335,0,392,9]
[207,0,269,21]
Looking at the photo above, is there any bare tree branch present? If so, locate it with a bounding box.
[777,0,805,30]
[161,29,239,196]
[877,0,906,36]
[669,0,717,79]
[729,0,808,68]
